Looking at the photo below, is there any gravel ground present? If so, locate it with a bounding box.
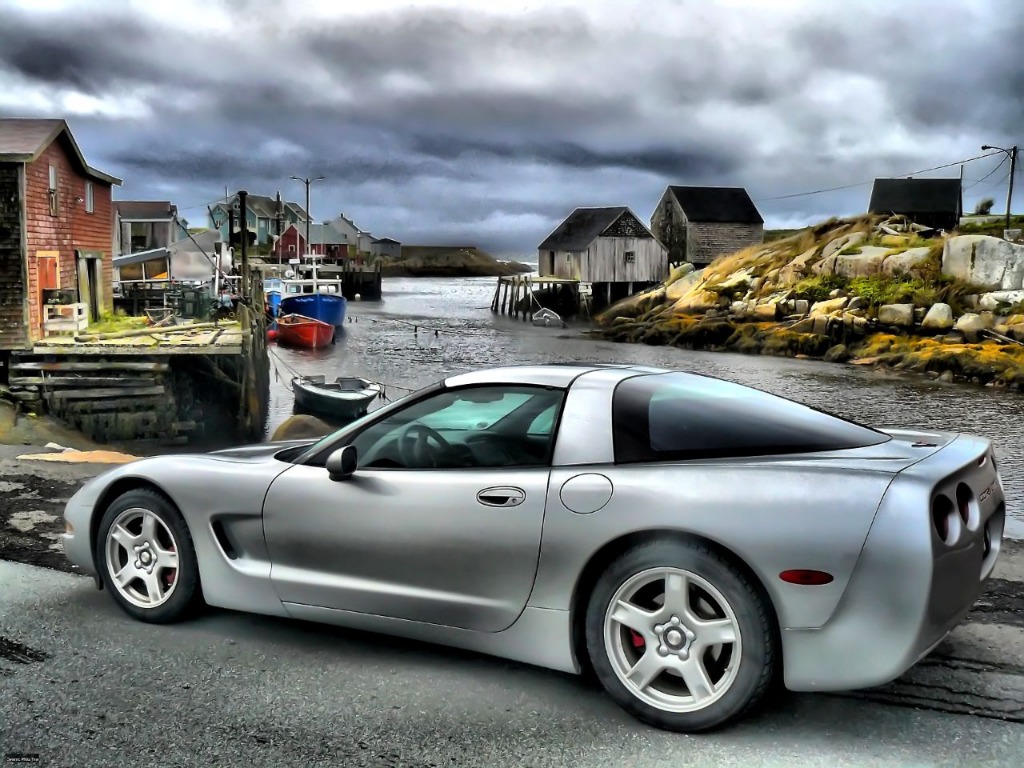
[2,560,1023,768]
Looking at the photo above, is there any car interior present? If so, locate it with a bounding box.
[351,386,565,469]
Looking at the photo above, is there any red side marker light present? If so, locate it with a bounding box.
[779,569,834,586]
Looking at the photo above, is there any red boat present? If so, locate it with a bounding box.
[276,313,335,349]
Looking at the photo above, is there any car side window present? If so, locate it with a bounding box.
[349,384,564,470]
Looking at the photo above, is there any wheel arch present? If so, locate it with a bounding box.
[569,529,782,678]
[89,477,186,576]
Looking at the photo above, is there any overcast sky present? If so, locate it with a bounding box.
[1,0,1020,255]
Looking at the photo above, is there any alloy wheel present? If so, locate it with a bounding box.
[603,566,742,713]
[104,507,180,609]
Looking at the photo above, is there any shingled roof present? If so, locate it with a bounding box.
[0,118,121,185]
[667,186,763,224]
[868,178,962,215]
[539,207,632,251]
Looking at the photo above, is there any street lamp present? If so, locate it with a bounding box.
[981,145,1018,231]
[291,175,325,256]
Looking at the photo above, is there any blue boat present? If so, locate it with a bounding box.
[280,290,347,327]
[263,278,284,337]
[264,278,284,313]
[278,257,347,327]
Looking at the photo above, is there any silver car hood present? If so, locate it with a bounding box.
[204,439,318,461]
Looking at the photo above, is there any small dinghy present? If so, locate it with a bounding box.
[277,313,335,349]
[531,307,563,327]
[291,375,383,420]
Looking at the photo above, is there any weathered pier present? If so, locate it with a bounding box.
[491,275,583,321]
[4,274,269,449]
[6,274,269,448]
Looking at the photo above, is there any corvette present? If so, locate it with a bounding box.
[62,363,1005,732]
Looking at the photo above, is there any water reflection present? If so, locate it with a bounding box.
[267,276,1023,537]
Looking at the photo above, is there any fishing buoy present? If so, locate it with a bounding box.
[354,293,361,301]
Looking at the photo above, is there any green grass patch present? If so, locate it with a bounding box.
[87,310,148,334]
[792,274,848,302]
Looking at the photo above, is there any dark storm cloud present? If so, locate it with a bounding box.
[408,135,739,178]
[0,9,168,93]
[1,0,1019,253]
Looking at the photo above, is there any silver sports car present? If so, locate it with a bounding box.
[62,364,1006,732]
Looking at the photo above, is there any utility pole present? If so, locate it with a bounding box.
[238,189,249,302]
[982,144,1018,231]
[291,175,324,256]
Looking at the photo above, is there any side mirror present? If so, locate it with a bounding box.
[325,445,358,481]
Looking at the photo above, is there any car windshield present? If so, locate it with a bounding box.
[612,372,891,463]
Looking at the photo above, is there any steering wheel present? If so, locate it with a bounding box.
[397,423,453,467]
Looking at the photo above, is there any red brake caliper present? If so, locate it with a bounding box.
[630,630,646,650]
[165,542,177,589]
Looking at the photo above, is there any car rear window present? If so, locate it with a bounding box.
[612,372,890,463]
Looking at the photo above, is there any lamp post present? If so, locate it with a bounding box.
[981,144,1018,232]
[290,175,325,257]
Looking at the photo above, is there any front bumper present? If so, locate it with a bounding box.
[61,483,102,578]
[782,436,1004,692]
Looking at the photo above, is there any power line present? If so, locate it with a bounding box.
[964,154,1010,191]
[754,150,1004,203]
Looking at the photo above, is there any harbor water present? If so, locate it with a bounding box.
[267,274,1024,538]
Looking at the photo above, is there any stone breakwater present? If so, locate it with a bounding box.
[598,216,1024,389]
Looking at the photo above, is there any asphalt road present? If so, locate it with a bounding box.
[1,560,1023,768]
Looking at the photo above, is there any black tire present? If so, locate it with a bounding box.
[585,539,777,732]
[94,488,202,624]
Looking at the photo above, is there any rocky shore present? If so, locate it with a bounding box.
[598,215,1024,389]
[380,246,532,278]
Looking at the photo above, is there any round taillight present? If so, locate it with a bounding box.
[932,494,955,543]
[956,483,973,526]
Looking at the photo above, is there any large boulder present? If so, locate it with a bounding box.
[877,303,914,327]
[942,236,1024,290]
[832,246,893,278]
[665,269,705,301]
[778,246,820,284]
[977,290,1024,311]
[810,296,848,315]
[921,303,954,330]
[954,313,985,341]
[271,414,335,441]
[672,289,721,314]
[881,246,933,276]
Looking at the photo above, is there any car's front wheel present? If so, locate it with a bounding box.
[585,540,777,732]
[95,488,201,623]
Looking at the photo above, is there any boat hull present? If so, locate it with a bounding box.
[280,292,347,327]
[276,314,335,349]
[292,376,382,420]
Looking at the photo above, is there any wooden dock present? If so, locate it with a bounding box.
[6,275,269,448]
[491,275,583,320]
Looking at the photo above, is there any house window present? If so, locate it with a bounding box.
[288,244,296,253]
[624,250,636,263]
[48,164,58,216]
[84,182,94,214]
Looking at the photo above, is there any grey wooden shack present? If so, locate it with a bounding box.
[538,207,667,306]
[650,186,764,267]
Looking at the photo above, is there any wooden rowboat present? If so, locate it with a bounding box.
[291,375,383,420]
[276,313,335,349]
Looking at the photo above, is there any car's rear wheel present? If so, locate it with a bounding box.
[95,488,201,623]
[585,540,776,732]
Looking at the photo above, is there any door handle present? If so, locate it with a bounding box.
[477,487,526,507]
